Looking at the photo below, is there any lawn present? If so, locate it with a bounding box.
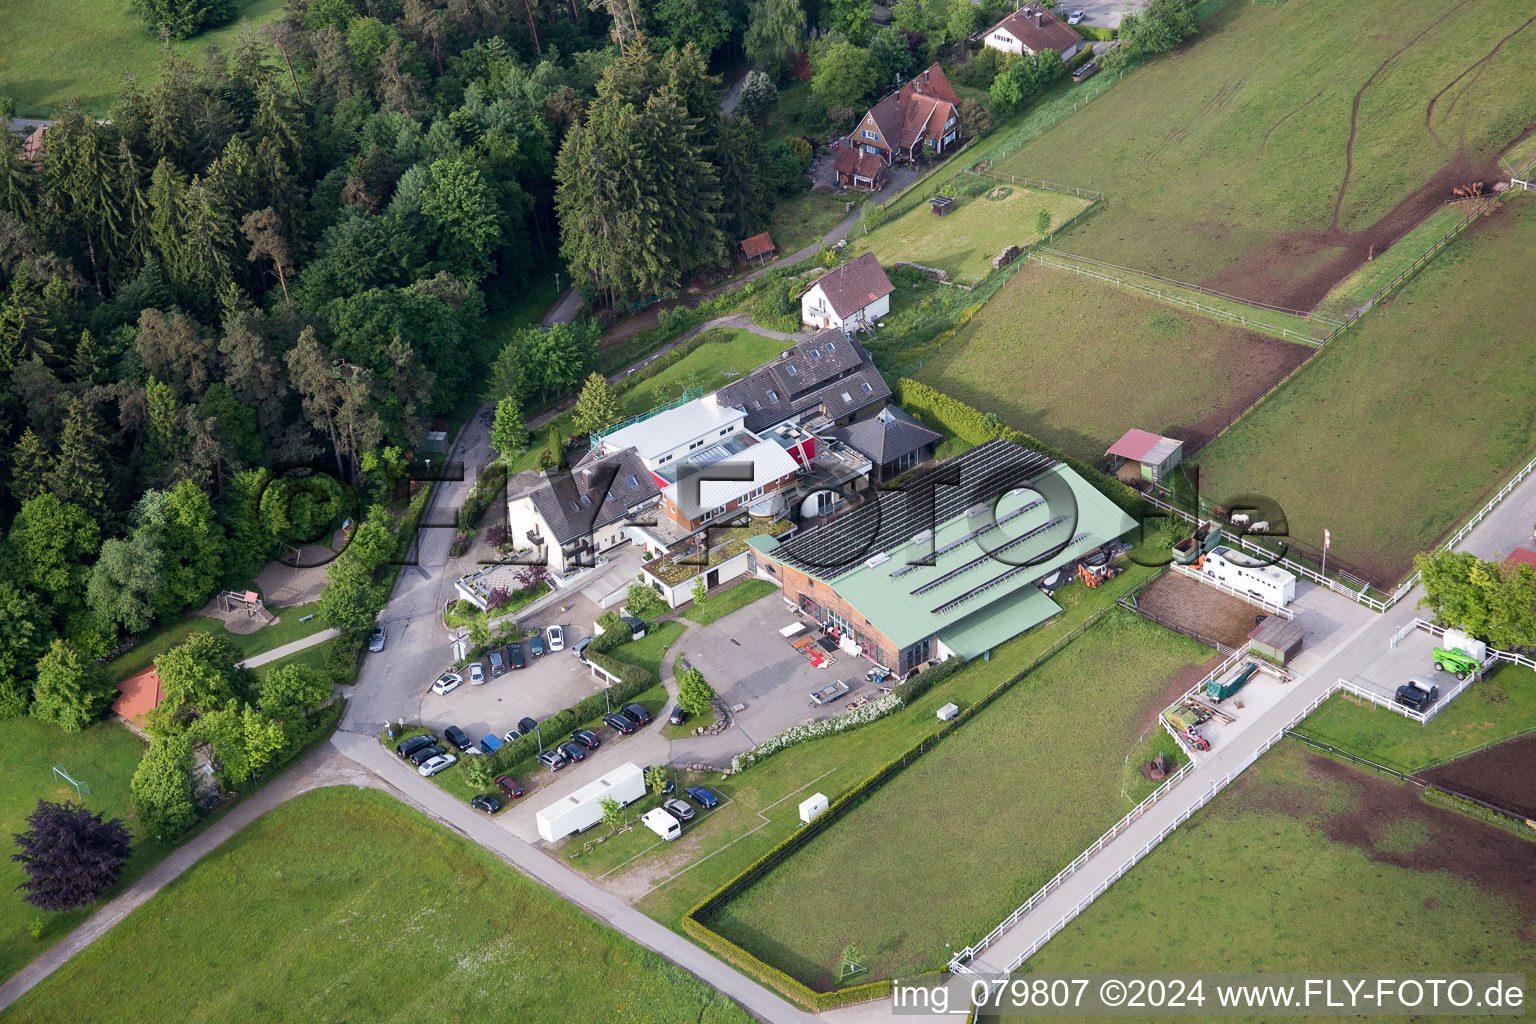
[107,600,328,678]
[0,718,150,980]
[852,185,1091,285]
[569,555,1160,894]
[684,578,777,626]
[249,638,337,683]
[1,0,285,116]
[768,188,854,256]
[1196,197,1536,586]
[914,261,1311,461]
[699,610,1216,988]
[609,620,687,679]
[1,787,755,1024]
[988,0,1536,310]
[1292,665,1536,774]
[1005,740,1536,1009]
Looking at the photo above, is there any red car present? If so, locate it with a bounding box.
[495,775,525,799]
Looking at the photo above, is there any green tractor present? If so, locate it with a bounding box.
[1432,646,1480,680]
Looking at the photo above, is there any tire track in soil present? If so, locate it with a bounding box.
[1259,90,1322,157]
[1333,0,1474,232]
[1425,12,1536,147]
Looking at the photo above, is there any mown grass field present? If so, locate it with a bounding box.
[1,0,284,116]
[0,718,149,980]
[1293,666,1536,774]
[989,0,1536,308]
[1197,198,1536,585]
[107,601,327,679]
[683,578,777,626]
[851,185,1091,285]
[1004,740,1536,1015]
[2,787,755,1024]
[768,188,854,256]
[701,611,1215,988]
[568,557,1158,894]
[914,262,1310,461]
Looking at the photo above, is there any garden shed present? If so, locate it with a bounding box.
[1248,617,1304,666]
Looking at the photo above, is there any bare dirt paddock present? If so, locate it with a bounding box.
[1133,571,1265,650]
[1420,732,1536,820]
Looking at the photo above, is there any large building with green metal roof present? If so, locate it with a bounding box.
[747,438,1137,674]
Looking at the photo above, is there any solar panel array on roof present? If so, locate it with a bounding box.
[776,439,1059,579]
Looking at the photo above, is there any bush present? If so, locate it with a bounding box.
[457,462,508,531]
[130,0,236,39]
[787,136,814,171]
[590,610,629,654]
[891,654,968,705]
[1076,25,1116,41]
[485,524,509,548]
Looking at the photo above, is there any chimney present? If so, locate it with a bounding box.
[1036,12,1042,26]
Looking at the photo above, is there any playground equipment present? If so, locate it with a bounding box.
[53,765,90,798]
[219,590,275,625]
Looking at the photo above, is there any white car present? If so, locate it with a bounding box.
[431,672,463,696]
[467,662,486,685]
[417,753,457,777]
[547,625,565,651]
[1067,9,1086,24]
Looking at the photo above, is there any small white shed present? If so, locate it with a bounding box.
[799,793,829,824]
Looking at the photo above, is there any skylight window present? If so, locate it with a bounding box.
[580,494,591,506]
[810,348,821,358]
[767,389,779,402]
[841,391,853,403]
[627,475,639,488]
[862,381,873,393]
[786,364,798,376]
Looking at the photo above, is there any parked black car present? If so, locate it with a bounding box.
[507,643,527,669]
[668,706,686,726]
[569,728,601,749]
[395,734,435,759]
[444,725,472,751]
[621,702,652,726]
[604,712,636,735]
[470,794,500,814]
[557,741,587,763]
[408,744,446,766]
[537,749,570,771]
[518,716,539,735]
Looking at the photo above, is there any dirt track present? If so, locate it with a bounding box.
[1419,732,1536,820]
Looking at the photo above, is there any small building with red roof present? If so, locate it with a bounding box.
[739,232,776,263]
[1106,428,1184,485]
[112,666,165,728]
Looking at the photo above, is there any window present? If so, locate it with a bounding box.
[841,391,853,404]
[861,129,878,140]
[753,400,761,410]
[767,389,779,403]
[720,427,731,435]
[786,364,798,376]
[824,340,835,352]
[900,638,931,673]
[626,475,639,488]
[580,494,591,506]
[862,381,873,394]
[810,348,821,359]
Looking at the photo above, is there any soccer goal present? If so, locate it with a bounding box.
[53,765,90,798]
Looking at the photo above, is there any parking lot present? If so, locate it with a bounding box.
[413,625,614,748]
[671,595,891,760]
[1346,627,1467,713]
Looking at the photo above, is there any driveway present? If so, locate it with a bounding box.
[1063,0,1145,30]
[417,643,609,747]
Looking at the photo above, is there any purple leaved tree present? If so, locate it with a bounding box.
[11,800,132,912]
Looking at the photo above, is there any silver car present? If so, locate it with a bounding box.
[368,624,386,652]
[417,753,457,777]
[468,662,486,685]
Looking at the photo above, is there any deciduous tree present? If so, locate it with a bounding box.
[130,732,198,840]
[10,800,132,912]
[30,639,115,732]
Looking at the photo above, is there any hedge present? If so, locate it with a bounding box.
[1076,25,1115,40]
[891,654,969,706]
[893,378,1146,519]
[457,461,508,532]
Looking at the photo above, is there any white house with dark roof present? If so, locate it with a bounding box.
[505,447,659,575]
[801,252,895,331]
[983,2,1085,60]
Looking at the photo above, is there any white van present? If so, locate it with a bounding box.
[641,807,682,841]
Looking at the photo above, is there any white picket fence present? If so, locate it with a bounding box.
[1170,562,1294,619]
[966,686,1335,975]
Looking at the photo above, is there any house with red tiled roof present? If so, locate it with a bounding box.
[112,666,164,728]
[800,251,894,331]
[837,64,962,190]
[983,3,1085,61]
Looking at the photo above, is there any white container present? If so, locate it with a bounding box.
[641,808,682,841]
[799,793,829,825]
[1442,628,1487,662]
[937,703,959,721]
[535,762,647,842]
